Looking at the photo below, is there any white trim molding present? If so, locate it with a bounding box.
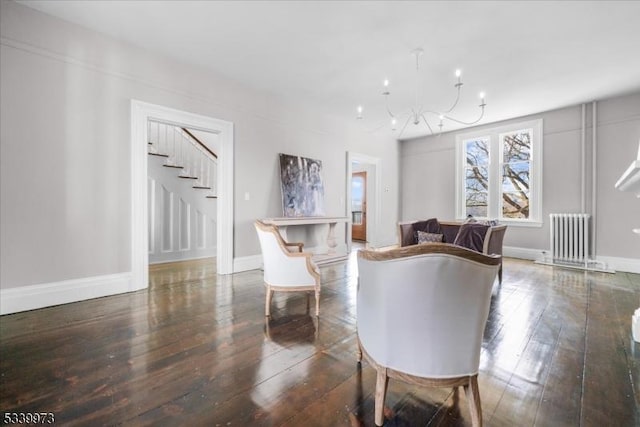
[503,246,542,260]
[0,273,132,315]
[149,253,217,266]
[455,119,543,224]
[598,256,640,274]
[504,246,640,274]
[131,100,234,289]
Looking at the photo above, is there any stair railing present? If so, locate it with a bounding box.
[147,121,218,198]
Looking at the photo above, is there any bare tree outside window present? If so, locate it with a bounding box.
[465,138,489,217]
[501,130,531,218]
[465,131,531,219]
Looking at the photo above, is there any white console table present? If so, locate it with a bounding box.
[261,216,350,265]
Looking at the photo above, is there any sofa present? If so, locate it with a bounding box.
[398,218,507,283]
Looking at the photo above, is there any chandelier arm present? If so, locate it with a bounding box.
[391,109,413,121]
[441,107,486,126]
[384,94,396,118]
[420,114,436,135]
[396,116,413,139]
[386,106,395,118]
[442,85,462,114]
[360,109,412,133]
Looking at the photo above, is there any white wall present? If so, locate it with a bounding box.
[401,92,640,271]
[0,2,399,300]
[147,155,217,264]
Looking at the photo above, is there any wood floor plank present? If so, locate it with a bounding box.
[1,256,639,426]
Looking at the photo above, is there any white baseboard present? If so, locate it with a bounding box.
[0,272,133,316]
[598,256,640,274]
[233,255,262,273]
[504,246,640,274]
[503,246,542,261]
[149,253,216,265]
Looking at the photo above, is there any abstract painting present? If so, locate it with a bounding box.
[279,153,325,217]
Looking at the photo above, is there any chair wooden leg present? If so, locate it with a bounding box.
[374,368,389,426]
[356,339,362,362]
[498,263,503,284]
[265,286,273,317]
[464,375,482,427]
[314,289,320,317]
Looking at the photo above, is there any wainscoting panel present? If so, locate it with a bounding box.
[147,161,217,264]
[148,178,155,253]
[161,185,173,253]
[196,210,206,249]
[179,197,190,251]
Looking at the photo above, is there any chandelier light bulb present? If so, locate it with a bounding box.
[382,79,391,95]
[439,115,444,120]
[479,92,486,108]
[356,105,363,119]
[391,118,397,126]
[455,69,461,78]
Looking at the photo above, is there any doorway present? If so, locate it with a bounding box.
[147,121,220,265]
[345,152,380,248]
[131,100,234,292]
[351,171,367,241]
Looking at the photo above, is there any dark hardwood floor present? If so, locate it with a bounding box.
[1,254,639,426]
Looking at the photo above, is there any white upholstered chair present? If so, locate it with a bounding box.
[356,243,501,426]
[254,220,321,317]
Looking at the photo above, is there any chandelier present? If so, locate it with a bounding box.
[356,48,486,137]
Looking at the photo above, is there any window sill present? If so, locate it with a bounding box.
[455,218,543,228]
[500,219,543,228]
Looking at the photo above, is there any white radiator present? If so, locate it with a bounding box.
[550,213,590,265]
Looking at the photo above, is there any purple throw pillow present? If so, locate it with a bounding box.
[453,223,490,253]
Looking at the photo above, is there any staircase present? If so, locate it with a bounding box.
[147,120,218,199]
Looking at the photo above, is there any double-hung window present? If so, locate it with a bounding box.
[455,119,543,226]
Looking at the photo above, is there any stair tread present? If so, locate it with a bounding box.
[149,124,218,197]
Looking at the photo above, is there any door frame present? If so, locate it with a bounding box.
[131,100,234,291]
[346,152,381,247]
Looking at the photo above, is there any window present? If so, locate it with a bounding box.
[456,119,543,226]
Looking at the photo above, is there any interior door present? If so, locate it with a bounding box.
[351,171,367,241]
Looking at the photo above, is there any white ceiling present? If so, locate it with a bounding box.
[19,0,640,140]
